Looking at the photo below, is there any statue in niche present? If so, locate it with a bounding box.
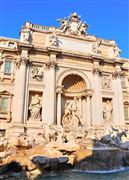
[49,33,59,47]
[103,100,113,122]
[101,76,111,89]
[32,66,44,81]
[62,97,82,131]
[29,94,42,120]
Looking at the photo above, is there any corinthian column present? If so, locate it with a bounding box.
[56,86,63,125]
[86,93,92,126]
[112,68,125,126]
[13,50,29,124]
[78,96,82,118]
[42,54,57,125]
[91,62,103,126]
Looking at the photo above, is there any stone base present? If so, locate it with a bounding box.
[26,127,44,138]
[5,120,43,138]
[5,121,44,139]
[75,148,125,171]
[6,123,25,138]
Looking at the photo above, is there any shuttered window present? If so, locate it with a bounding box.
[4,61,12,74]
[0,97,9,114]
[124,106,128,120]
[121,77,126,88]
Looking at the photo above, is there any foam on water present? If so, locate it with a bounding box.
[72,167,129,174]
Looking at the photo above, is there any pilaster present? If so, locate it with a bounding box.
[42,53,57,125]
[13,50,29,124]
[112,65,125,126]
[91,61,103,126]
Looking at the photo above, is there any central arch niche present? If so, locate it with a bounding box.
[62,74,87,93]
[56,69,92,126]
[61,74,88,126]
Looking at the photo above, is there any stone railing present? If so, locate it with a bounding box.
[32,24,49,31]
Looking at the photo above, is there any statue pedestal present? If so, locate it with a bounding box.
[27,119,43,127]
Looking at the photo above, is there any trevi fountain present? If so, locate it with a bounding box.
[0,12,129,179]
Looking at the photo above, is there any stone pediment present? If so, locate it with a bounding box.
[0,90,13,95]
[57,12,89,37]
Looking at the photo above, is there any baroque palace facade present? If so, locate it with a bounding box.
[0,13,129,138]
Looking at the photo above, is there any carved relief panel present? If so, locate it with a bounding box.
[30,65,44,82]
[101,75,111,90]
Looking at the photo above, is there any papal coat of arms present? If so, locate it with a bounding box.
[57,12,89,37]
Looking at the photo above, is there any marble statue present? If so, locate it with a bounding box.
[20,29,30,43]
[92,39,102,54]
[57,12,88,36]
[62,97,82,131]
[103,100,113,121]
[49,33,59,47]
[71,97,82,127]
[29,94,42,120]
[42,124,64,143]
[57,18,68,32]
[62,101,73,128]
[79,22,88,36]
[113,45,121,58]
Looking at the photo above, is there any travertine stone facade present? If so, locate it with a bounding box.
[0,13,129,138]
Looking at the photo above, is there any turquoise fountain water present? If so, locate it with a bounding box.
[36,169,129,180]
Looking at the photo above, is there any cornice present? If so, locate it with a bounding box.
[0,47,18,53]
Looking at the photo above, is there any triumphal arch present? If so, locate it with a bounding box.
[0,13,129,138]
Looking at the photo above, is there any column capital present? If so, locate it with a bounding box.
[112,70,123,79]
[44,60,57,70]
[86,89,93,97]
[92,62,102,76]
[16,50,31,68]
[56,85,64,94]
[112,65,123,79]
[77,96,82,99]
[0,51,3,59]
[87,94,92,98]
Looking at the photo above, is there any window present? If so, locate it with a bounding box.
[121,77,126,88]
[0,97,9,114]
[4,61,12,75]
[124,106,129,120]
[0,130,6,137]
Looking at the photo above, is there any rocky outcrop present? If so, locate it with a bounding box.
[0,125,129,178]
[31,156,69,171]
[74,148,124,171]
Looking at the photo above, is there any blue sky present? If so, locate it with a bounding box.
[0,0,129,58]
